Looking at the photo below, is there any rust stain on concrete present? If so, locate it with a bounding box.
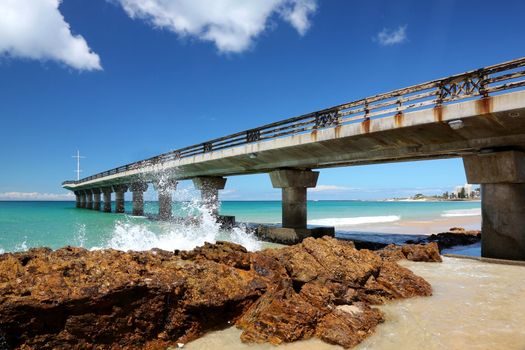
[394,113,404,128]
[361,118,371,133]
[433,105,443,122]
[310,129,318,142]
[476,96,493,115]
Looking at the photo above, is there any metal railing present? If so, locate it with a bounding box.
[62,57,525,186]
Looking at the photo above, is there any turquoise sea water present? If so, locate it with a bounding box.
[0,200,481,254]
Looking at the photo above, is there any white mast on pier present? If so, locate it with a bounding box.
[72,150,86,181]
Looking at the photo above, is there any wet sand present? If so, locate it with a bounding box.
[184,257,525,350]
[337,215,481,235]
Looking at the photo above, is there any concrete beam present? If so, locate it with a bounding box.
[463,151,525,184]
[153,179,177,220]
[92,189,101,211]
[269,169,319,229]
[102,187,112,213]
[192,176,226,216]
[130,183,148,216]
[463,150,525,260]
[270,169,319,189]
[112,185,128,214]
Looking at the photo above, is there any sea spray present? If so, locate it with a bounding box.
[75,223,87,247]
[14,239,28,252]
[104,194,261,252]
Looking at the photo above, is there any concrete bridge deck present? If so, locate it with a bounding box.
[63,57,525,260]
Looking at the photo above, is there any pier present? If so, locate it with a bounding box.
[63,57,525,260]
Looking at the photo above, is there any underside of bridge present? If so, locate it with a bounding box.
[63,57,525,261]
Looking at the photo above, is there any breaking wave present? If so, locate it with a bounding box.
[308,215,400,227]
[441,208,481,217]
[100,200,262,252]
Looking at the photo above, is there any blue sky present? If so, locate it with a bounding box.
[0,0,523,200]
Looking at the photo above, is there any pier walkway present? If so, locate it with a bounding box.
[63,57,525,260]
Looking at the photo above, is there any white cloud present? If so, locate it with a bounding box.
[309,185,355,193]
[375,25,407,46]
[0,0,101,70]
[0,191,75,201]
[111,0,317,53]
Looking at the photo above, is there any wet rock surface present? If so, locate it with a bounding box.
[0,237,436,349]
[406,227,481,251]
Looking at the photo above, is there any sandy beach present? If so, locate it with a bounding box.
[336,215,481,236]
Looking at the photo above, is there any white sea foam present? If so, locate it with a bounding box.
[441,208,481,217]
[0,247,4,255]
[103,199,262,252]
[308,215,400,227]
[14,240,28,252]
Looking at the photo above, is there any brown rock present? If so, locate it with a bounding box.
[0,237,436,349]
[405,227,481,251]
[378,242,442,262]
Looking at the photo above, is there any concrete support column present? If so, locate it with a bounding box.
[112,185,128,214]
[74,191,81,208]
[92,189,101,211]
[269,169,319,229]
[85,190,93,210]
[79,192,86,208]
[153,179,178,220]
[102,187,112,213]
[192,176,227,216]
[463,150,525,260]
[131,183,148,216]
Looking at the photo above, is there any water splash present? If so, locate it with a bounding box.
[103,189,262,252]
[14,239,28,252]
[75,223,87,247]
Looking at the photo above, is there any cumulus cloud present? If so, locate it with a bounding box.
[0,191,75,201]
[375,25,407,46]
[0,0,101,70]
[111,0,318,53]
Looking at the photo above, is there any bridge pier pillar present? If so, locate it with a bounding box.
[260,169,332,244]
[74,191,81,208]
[92,189,101,211]
[463,150,525,261]
[102,187,112,213]
[112,185,128,214]
[153,180,177,220]
[79,192,86,208]
[270,169,319,229]
[85,190,93,210]
[192,176,226,217]
[131,183,148,216]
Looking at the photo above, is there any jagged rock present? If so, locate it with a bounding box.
[377,242,442,262]
[405,227,481,251]
[0,237,435,349]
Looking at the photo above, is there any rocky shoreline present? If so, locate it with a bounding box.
[0,237,441,349]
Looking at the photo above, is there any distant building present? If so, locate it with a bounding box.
[451,183,479,199]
